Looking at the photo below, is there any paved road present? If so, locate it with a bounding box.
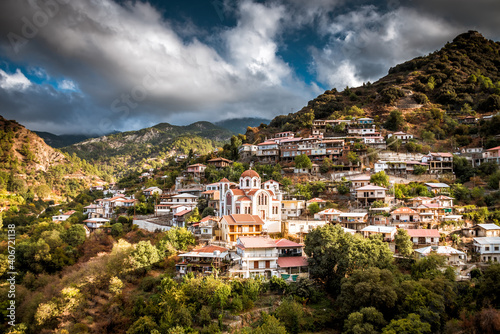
[133,220,171,232]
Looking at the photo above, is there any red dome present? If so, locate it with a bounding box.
[220,178,230,182]
[241,169,260,178]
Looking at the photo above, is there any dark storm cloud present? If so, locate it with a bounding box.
[0,0,498,133]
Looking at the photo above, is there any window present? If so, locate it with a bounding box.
[486,247,490,251]
[253,179,257,187]
[246,180,250,187]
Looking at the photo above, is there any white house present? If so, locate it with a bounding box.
[476,224,500,237]
[414,246,466,265]
[404,229,440,246]
[314,208,342,222]
[387,131,414,143]
[52,210,77,222]
[143,187,163,197]
[361,225,397,241]
[231,236,279,278]
[281,199,306,219]
[473,237,500,263]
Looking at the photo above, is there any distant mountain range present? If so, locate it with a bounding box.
[61,121,234,175]
[215,117,270,135]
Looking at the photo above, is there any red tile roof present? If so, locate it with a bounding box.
[277,256,308,268]
[392,207,418,215]
[308,197,326,203]
[223,214,264,225]
[192,245,228,253]
[404,229,440,238]
[238,236,277,248]
[275,239,303,248]
[174,209,191,216]
[231,189,246,196]
[241,169,260,178]
[237,196,252,202]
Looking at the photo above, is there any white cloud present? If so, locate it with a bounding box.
[58,79,77,91]
[0,68,32,91]
[308,6,460,89]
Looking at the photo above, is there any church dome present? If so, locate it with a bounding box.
[241,169,260,178]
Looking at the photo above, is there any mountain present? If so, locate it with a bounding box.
[251,31,500,147]
[62,121,234,174]
[0,115,107,200]
[34,131,93,148]
[215,117,270,135]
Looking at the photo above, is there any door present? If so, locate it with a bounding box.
[254,261,259,269]
[265,261,270,269]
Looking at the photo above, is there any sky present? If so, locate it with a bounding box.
[0,0,499,135]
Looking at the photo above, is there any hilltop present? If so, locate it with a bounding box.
[251,31,500,147]
[215,117,270,135]
[62,121,234,175]
[0,115,108,202]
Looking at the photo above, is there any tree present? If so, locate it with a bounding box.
[186,207,201,223]
[370,171,389,187]
[126,316,158,334]
[304,224,393,294]
[478,264,500,308]
[295,154,312,169]
[348,151,360,164]
[62,224,86,247]
[274,298,305,334]
[384,110,405,131]
[111,223,124,237]
[382,313,431,334]
[308,202,320,215]
[35,184,51,199]
[252,314,287,334]
[130,241,160,270]
[158,227,195,253]
[202,206,215,217]
[395,229,414,257]
[344,307,387,334]
[338,267,397,318]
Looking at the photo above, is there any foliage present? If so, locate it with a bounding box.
[129,241,161,270]
[382,313,431,334]
[295,154,312,169]
[395,229,414,258]
[344,307,387,334]
[384,110,405,131]
[370,171,390,187]
[308,202,321,215]
[158,227,196,254]
[274,297,305,334]
[304,224,393,294]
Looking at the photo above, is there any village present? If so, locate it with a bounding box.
[54,115,500,282]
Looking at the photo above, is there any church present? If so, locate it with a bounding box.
[220,169,282,232]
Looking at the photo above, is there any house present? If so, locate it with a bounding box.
[83,217,110,231]
[387,131,414,143]
[369,207,391,225]
[282,220,328,235]
[404,229,440,246]
[143,187,163,197]
[195,216,219,242]
[231,236,279,278]
[414,246,466,265]
[186,163,207,175]
[357,117,374,124]
[176,245,230,276]
[349,174,371,190]
[338,212,369,231]
[356,185,388,207]
[476,224,500,237]
[173,209,192,227]
[219,214,264,245]
[256,141,279,163]
[361,225,397,241]
[276,238,308,277]
[207,157,233,169]
[425,183,450,195]
[314,208,342,222]
[281,199,306,219]
[473,237,500,263]
[307,198,327,209]
[293,164,320,174]
[238,144,258,159]
[390,207,420,227]
[52,210,77,222]
[421,153,454,175]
